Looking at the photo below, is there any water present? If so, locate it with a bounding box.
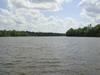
[0,37,100,75]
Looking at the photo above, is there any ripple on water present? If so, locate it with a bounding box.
[0,37,100,75]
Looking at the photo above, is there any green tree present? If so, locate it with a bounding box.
[0,32,3,36]
[66,24,100,37]
[10,30,16,36]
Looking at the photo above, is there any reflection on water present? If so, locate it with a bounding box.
[0,37,100,75]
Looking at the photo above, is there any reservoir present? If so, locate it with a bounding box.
[0,37,100,75]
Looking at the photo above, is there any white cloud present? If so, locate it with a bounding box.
[3,0,63,11]
[0,7,66,32]
[78,0,100,24]
[0,0,93,33]
[64,17,87,29]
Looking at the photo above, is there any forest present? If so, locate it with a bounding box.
[0,30,65,37]
[66,24,100,37]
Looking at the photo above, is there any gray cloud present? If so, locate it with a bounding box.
[85,6,100,14]
[31,0,57,3]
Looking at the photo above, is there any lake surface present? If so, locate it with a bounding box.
[0,37,100,75]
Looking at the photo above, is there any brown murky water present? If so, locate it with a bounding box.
[0,37,100,75]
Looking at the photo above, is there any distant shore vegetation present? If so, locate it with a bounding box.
[0,30,65,37]
[66,24,100,37]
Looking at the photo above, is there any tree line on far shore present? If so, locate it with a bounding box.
[0,30,65,37]
[66,24,100,37]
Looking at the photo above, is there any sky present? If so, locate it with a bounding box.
[0,0,100,33]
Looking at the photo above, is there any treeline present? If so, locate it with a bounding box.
[0,30,65,37]
[66,24,100,37]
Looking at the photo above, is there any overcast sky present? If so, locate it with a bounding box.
[0,0,100,33]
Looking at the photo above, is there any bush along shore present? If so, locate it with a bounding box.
[0,30,65,37]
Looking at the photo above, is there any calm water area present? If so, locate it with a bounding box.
[0,37,100,75]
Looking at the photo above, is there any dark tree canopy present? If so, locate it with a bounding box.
[66,24,100,37]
